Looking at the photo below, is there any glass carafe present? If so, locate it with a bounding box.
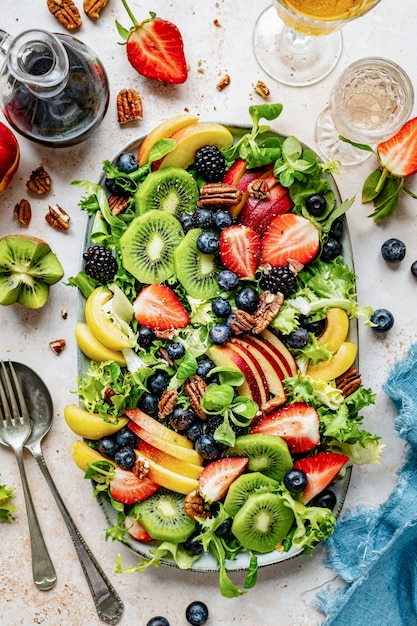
[0,29,109,147]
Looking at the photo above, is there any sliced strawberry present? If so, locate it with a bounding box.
[109,467,160,505]
[261,213,320,267]
[125,516,153,542]
[219,225,261,278]
[198,457,248,503]
[239,184,293,238]
[133,284,190,331]
[250,402,320,453]
[293,452,350,504]
[117,1,187,84]
[377,116,417,177]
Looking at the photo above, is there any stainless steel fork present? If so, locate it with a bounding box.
[0,361,57,591]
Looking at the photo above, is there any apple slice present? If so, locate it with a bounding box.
[138,440,203,480]
[138,113,199,166]
[85,286,132,351]
[135,450,199,495]
[71,439,115,473]
[64,404,128,440]
[129,422,204,465]
[126,408,194,448]
[227,164,273,218]
[306,342,357,381]
[226,341,269,407]
[75,322,126,367]
[239,184,293,238]
[260,329,298,377]
[154,122,233,170]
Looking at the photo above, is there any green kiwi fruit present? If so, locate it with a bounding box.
[231,491,294,553]
[225,434,293,482]
[0,234,64,309]
[134,167,199,218]
[174,228,221,299]
[120,209,183,284]
[134,488,196,543]
[224,471,280,518]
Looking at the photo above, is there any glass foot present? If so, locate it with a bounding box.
[315,108,372,166]
[253,5,343,87]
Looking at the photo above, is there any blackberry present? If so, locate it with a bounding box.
[83,245,118,283]
[193,145,226,182]
[259,266,297,296]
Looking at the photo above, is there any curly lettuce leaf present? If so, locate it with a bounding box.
[280,491,336,552]
[0,480,16,522]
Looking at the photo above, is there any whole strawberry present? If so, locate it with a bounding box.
[116,0,187,84]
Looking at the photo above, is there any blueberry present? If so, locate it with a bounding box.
[235,287,259,313]
[170,406,196,431]
[138,325,155,348]
[212,298,232,318]
[285,327,309,349]
[411,260,417,278]
[146,618,170,626]
[197,231,219,254]
[329,217,344,240]
[138,392,160,417]
[104,177,126,196]
[299,315,326,337]
[321,237,342,261]
[214,517,233,536]
[218,269,239,291]
[196,358,215,379]
[185,601,209,626]
[214,209,233,230]
[186,421,204,443]
[180,212,196,233]
[115,426,137,449]
[381,238,406,263]
[115,152,138,173]
[194,208,214,229]
[148,371,170,395]
[284,468,308,492]
[195,434,222,460]
[313,489,337,509]
[167,341,186,361]
[114,446,136,470]
[209,323,232,345]
[370,308,394,333]
[97,437,118,458]
[306,193,326,216]
[184,531,204,556]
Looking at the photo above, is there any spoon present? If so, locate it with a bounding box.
[0,362,124,625]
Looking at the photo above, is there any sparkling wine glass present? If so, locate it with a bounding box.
[253,0,382,87]
[314,57,414,166]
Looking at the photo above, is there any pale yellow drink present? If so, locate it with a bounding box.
[274,0,380,35]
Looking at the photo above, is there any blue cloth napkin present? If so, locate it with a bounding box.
[316,342,417,626]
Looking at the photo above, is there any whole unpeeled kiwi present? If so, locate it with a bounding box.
[0,234,64,308]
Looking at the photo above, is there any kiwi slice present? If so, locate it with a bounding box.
[225,434,293,482]
[120,209,183,284]
[174,228,221,299]
[224,472,280,518]
[232,491,294,553]
[135,488,196,543]
[134,167,199,218]
[0,234,64,309]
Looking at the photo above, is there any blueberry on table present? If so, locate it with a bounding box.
[381,238,406,263]
[284,468,308,492]
[370,308,394,333]
[146,617,170,626]
[411,261,417,278]
[306,193,326,216]
[115,151,138,173]
[185,600,209,626]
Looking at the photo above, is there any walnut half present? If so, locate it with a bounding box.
[184,489,211,520]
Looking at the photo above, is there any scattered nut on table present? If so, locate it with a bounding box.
[84,0,108,20]
[26,166,51,195]
[14,199,31,226]
[254,80,270,98]
[117,88,143,124]
[47,0,82,30]
[45,204,71,231]
[216,74,231,91]
[49,339,66,355]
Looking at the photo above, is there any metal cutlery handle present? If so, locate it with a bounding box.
[35,452,124,625]
[14,449,57,590]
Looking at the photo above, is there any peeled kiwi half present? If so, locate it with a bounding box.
[0,234,64,309]
[224,471,280,518]
[232,491,294,553]
[134,488,196,543]
[174,228,221,299]
[134,167,199,218]
[225,434,293,482]
[120,209,183,284]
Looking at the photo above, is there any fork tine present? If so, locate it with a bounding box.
[0,361,30,424]
[0,362,12,423]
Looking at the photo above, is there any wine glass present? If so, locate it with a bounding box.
[314,57,414,166]
[253,0,382,87]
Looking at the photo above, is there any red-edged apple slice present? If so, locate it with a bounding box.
[239,184,293,238]
[224,160,274,218]
[206,344,263,406]
[240,333,292,384]
[260,329,298,376]
[137,439,203,479]
[226,341,269,407]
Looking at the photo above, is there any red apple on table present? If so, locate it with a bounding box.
[0,122,19,194]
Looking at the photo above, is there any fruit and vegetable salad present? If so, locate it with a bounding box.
[66,104,382,598]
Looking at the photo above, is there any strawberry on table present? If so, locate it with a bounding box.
[198,457,248,503]
[261,213,320,267]
[117,0,187,84]
[110,467,160,505]
[219,225,261,278]
[133,284,190,331]
[250,402,320,453]
[377,116,417,177]
[293,452,350,504]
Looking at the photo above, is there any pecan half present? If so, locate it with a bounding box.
[197,183,243,209]
[45,204,70,231]
[154,328,177,340]
[247,178,269,200]
[252,291,284,334]
[158,389,178,419]
[47,0,82,30]
[184,489,211,520]
[216,74,231,91]
[117,88,143,124]
[26,166,51,195]
[108,195,130,216]
[335,367,362,397]
[14,199,31,226]
[261,395,286,413]
[49,339,66,355]
[229,309,256,335]
[254,80,270,98]
[184,375,207,420]
[133,457,150,480]
[101,386,115,405]
[84,0,108,20]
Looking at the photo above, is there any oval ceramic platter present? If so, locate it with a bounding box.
[77,124,355,573]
